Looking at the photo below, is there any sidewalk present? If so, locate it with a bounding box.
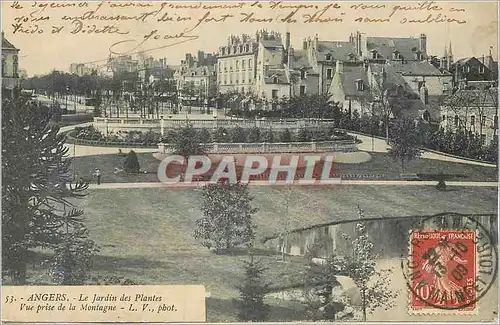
[349,132,497,168]
[86,180,499,189]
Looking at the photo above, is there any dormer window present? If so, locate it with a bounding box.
[191,72,195,76]
[415,52,423,60]
[221,48,225,56]
[273,76,278,83]
[325,53,332,61]
[371,50,379,59]
[479,65,485,74]
[393,51,401,60]
[355,79,364,91]
[245,44,249,52]
[348,53,355,61]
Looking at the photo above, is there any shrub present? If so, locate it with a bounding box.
[280,128,292,142]
[123,150,140,173]
[247,126,261,143]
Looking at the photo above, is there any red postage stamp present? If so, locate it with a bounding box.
[408,230,477,313]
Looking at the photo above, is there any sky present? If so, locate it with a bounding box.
[2,0,498,77]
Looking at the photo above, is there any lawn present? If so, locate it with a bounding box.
[71,151,498,184]
[23,185,498,321]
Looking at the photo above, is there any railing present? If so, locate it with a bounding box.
[158,140,356,154]
[93,117,338,129]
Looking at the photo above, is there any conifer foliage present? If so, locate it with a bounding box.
[236,255,271,322]
[2,95,97,284]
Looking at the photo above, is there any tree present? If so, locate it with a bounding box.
[341,206,399,321]
[194,182,257,253]
[123,150,140,173]
[172,123,205,162]
[388,117,422,173]
[2,94,93,284]
[48,210,99,285]
[236,255,271,322]
[303,255,348,321]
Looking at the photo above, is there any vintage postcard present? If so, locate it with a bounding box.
[1,0,498,323]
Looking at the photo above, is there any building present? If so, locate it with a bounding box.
[216,33,259,94]
[254,31,291,106]
[450,53,498,89]
[107,55,139,77]
[301,34,359,94]
[288,46,319,97]
[440,87,498,144]
[363,33,428,63]
[328,60,372,114]
[175,52,217,104]
[69,63,95,76]
[2,32,20,92]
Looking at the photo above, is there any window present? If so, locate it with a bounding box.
[479,65,485,74]
[481,134,486,144]
[245,45,249,52]
[218,62,221,72]
[442,115,446,122]
[300,69,306,79]
[233,46,237,53]
[239,45,243,53]
[13,55,18,76]
[242,77,245,83]
[325,53,332,61]
[242,60,246,70]
[392,51,401,60]
[300,85,306,95]
[417,81,425,91]
[482,115,486,126]
[371,50,379,59]
[355,79,364,91]
[348,53,355,61]
[471,115,475,126]
[273,76,278,83]
[221,48,225,55]
[454,115,459,127]
[272,89,278,99]
[1,54,5,77]
[241,87,245,93]
[248,59,252,67]
[236,60,239,70]
[326,68,333,79]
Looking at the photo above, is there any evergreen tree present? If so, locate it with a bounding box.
[2,94,94,284]
[123,150,140,173]
[194,182,257,252]
[236,255,271,322]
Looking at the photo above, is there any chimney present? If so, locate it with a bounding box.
[335,60,343,75]
[356,31,362,56]
[285,32,290,52]
[419,34,427,54]
[349,33,354,44]
[315,34,319,49]
[302,39,307,50]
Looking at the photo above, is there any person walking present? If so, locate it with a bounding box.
[93,168,101,185]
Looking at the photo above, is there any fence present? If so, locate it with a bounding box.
[158,140,357,154]
[93,117,338,133]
